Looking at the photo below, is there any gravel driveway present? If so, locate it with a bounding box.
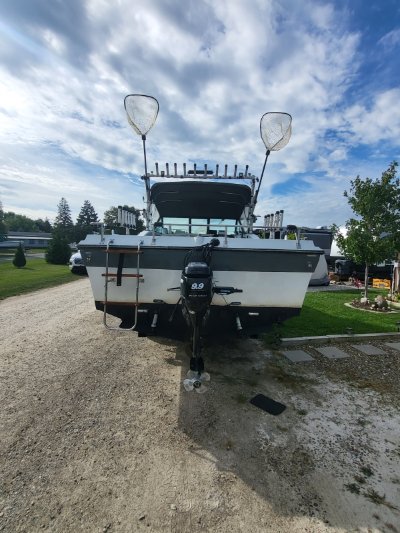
[0,279,399,532]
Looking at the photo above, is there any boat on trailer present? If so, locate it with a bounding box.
[79,94,322,392]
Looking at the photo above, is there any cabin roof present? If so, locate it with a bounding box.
[150,181,252,219]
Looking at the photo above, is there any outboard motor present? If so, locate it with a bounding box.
[181,239,219,392]
[180,262,213,315]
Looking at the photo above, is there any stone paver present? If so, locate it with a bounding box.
[384,342,400,351]
[279,337,400,363]
[315,346,349,359]
[282,350,314,362]
[351,344,386,356]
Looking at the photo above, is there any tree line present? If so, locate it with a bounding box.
[1,197,145,265]
[48,197,145,264]
[0,198,145,243]
[0,202,51,237]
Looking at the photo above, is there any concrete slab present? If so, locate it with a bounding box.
[384,342,400,352]
[351,344,386,356]
[281,332,400,346]
[281,336,329,345]
[282,350,314,362]
[315,346,349,359]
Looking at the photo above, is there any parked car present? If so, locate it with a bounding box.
[334,259,393,281]
[69,251,87,274]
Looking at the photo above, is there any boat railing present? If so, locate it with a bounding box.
[94,219,304,248]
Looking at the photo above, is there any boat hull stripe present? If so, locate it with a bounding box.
[81,247,320,273]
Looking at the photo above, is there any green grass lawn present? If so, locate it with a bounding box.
[0,251,15,262]
[0,258,82,299]
[279,289,400,338]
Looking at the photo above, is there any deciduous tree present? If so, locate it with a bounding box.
[3,211,37,232]
[0,210,52,233]
[333,161,400,298]
[35,218,52,232]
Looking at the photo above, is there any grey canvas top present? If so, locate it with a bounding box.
[150,181,252,219]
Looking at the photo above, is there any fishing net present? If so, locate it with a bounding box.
[260,112,292,151]
[124,94,159,136]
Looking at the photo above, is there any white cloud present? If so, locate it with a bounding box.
[0,0,399,228]
[343,88,400,144]
[379,28,400,49]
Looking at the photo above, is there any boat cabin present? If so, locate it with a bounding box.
[149,181,253,237]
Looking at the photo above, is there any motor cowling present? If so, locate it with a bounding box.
[180,261,213,314]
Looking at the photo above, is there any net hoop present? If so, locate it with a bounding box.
[124,94,159,136]
[260,112,292,151]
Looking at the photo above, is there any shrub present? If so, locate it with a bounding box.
[13,243,26,268]
[46,233,71,265]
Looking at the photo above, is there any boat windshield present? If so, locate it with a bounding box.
[155,217,241,236]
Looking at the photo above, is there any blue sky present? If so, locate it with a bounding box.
[0,0,399,228]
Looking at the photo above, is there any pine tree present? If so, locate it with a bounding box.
[54,197,74,241]
[13,243,26,268]
[74,200,98,242]
[76,200,98,226]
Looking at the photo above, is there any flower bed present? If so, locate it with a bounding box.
[346,294,399,313]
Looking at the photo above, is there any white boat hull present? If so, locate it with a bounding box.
[87,266,311,308]
[79,233,321,337]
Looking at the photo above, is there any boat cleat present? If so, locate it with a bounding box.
[183,370,210,394]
